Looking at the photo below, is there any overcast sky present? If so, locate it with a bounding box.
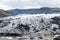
[0,0,60,10]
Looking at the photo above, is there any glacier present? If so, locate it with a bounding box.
[0,14,60,38]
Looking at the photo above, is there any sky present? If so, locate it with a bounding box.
[0,0,60,10]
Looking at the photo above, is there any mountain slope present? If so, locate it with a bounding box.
[0,9,15,17]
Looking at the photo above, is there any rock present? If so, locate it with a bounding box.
[53,35,60,40]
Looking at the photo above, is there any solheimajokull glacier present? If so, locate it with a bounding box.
[0,14,60,37]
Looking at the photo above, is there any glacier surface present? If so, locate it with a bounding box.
[0,14,60,37]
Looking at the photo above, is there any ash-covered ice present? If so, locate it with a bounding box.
[0,14,60,38]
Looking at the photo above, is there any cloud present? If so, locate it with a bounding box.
[0,0,60,10]
[0,4,14,10]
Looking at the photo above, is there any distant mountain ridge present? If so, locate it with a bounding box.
[8,7,60,14]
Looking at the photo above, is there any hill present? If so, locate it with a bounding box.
[0,9,15,17]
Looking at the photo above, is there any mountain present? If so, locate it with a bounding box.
[0,14,60,37]
[0,9,15,17]
[8,7,60,14]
